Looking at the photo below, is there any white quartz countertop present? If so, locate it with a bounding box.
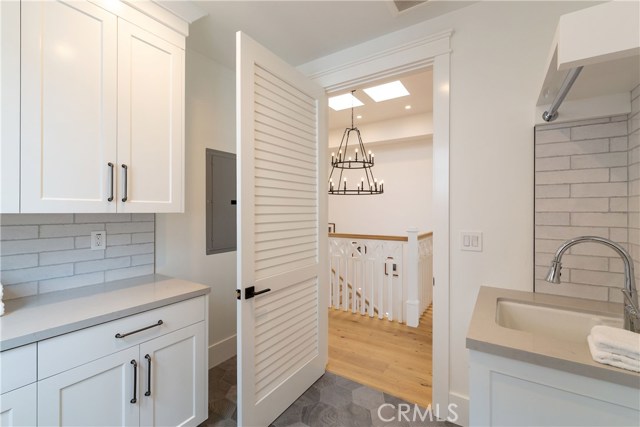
[0,274,210,351]
[467,286,640,388]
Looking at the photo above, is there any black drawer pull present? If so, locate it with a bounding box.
[130,359,137,404]
[115,320,163,339]
[144,354,152,396]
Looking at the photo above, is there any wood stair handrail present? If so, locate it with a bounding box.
[329,231,434,242]
[329,232,408,242]
[418,231,433,240]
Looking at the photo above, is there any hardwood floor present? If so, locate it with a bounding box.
[327,306,433,408]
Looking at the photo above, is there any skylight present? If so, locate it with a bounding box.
[328,93,364,111]
[363,81,410,102]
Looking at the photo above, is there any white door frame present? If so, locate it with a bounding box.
[299,29,452,417]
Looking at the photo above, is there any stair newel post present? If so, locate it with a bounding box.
[406,228,420,328]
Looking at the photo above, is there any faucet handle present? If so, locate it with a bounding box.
[621,289,640,319]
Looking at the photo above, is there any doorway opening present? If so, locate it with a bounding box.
[326,68,434,407]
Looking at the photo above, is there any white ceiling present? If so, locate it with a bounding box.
[184,1,475,69]
[328,68,433,130]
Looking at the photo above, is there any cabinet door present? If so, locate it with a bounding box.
[139,322,206,427]
[0,384,37,427]
[117,20,184,213]
[38,347,139,427]
[20,0,118,213]
[0,0,20,213]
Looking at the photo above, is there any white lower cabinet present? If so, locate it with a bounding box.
[469,350,640,426]
[0,383,37,426]
[0,295,208,427]
[0,343,37,426]
[38,323,206,427]
[38,347,140,426]
[139,323,206,426]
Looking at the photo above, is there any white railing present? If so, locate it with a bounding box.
[328,229,433,327]
[418,231,434,315]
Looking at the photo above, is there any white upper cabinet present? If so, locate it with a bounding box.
[117,20,184,213]
[0,1,21,213]
[17,0,188,213]
[21,0,118,213]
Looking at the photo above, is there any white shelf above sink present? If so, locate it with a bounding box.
[536,1,640,124]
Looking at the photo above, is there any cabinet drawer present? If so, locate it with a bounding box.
[0,343,37,394]
[38,296,205,379]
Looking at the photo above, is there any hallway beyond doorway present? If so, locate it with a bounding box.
[327,306,433,408]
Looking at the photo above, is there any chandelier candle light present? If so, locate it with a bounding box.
[328,90,384,195]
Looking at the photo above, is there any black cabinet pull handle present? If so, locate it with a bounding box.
[115,320,163,339]
[121,164,128,202]
[130,360,137,404]
[144,354,152,396]
[108,163,114,202]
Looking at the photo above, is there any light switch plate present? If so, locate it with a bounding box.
[461,231,482,252]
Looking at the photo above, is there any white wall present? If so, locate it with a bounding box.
[155,49,237,367]
[328,113,433,147]
[432,1,596,413]
[328,138,433,236]
[302,1,599,420]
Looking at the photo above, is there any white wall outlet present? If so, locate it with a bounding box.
[91,231,106,250]
[461,231,483,252]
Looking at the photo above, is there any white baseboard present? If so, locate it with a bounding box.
[449,391,469,427]
[209,334,236,368]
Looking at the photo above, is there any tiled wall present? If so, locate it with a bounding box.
[629,85,640,286]
[0,214,155,300]
[534,87,640,302]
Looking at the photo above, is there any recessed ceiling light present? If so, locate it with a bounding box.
[363,81,409,102]
[405,105,412,110]
[356,115,362,119]
[328,93,364,111]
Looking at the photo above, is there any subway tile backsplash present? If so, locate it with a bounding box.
[534,85,640,302]
[0,214,155,300]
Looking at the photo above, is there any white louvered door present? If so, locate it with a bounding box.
[236,32,328,427]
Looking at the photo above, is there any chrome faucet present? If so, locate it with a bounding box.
[545,236,640,333]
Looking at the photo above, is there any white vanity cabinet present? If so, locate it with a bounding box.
[467,287,640,427]
[36,295,207,427]
[470,350,640,426]
[17,0,185,213]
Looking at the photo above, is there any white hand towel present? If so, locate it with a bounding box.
[588,335,640,373]
[591,325,640,360]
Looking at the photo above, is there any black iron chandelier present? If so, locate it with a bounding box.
[328,91,384,195]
